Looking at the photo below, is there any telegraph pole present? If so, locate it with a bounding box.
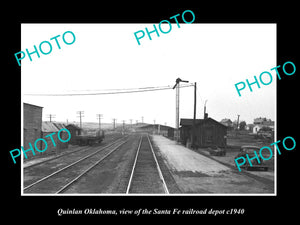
[77,111,84,129]
[122,120,125,134]
[47,114,56,122]
[130,119,133,130]
[176,82,179,137]
[193,82,197,122]
[96,114,103,131]
[112,118,117,130]
[191,82,197,148]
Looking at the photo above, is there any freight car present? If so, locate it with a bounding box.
[76,130,105,146]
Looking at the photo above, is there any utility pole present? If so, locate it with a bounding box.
[173,77,189,142]
[193,82,197,122]
[47,114,56,122]
[175,82,180,139]
[141,116,144,123]
[77,111,84,129]
[191,82,197,148]
[122,120,125,134]
[237,115,240,130]
[112,118,117,130]
[96,114,103,131]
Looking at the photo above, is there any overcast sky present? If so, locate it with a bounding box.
[21,23,276,127]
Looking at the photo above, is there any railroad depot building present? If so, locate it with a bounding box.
[180,116,227,148]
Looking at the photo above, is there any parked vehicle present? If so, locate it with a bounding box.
[209,146,226,156]
[234,146,268,171]
[256,130,273,141]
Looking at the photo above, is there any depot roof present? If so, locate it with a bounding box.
[180,117,227,128]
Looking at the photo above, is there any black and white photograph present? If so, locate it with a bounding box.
[21,23,276,195]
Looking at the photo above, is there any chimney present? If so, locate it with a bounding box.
[204,113,208,119]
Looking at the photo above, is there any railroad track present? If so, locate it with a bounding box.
[23,135,129,188]
[23,136,129,194]
[24,145,94,169]
[24,134,127,170]
[126,134,169,194]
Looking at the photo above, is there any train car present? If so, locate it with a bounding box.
[76,130,105,146]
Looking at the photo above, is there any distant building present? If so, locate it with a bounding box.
[254,117,270,125]
[180,116,227,148]
[135,124,174,138]
[23,103,43,159]
[253,125,262,134]
[220,118,233,129]
[262,119,274,127]
[245,124,254,132]
[253,118,274,134]
[167,127,175,139]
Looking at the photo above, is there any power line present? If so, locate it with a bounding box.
[24,84,194,96]
[64,86,177,92]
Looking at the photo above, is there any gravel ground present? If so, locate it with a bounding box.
[62,134,140,194]
[128,136,166,194]
[23,132,125,167]
[152,135,230,175]
[198,149,275,181]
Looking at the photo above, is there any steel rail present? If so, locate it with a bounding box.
[24,145,94,169]
[56,140,128,194]
[24,134,128,169]
[146,134,169,194]
[126,134,169,194]
[125,135,143,194]
[23,136,128,191]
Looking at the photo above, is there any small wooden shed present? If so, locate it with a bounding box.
[41,122,69,155]
[180,117,227,148]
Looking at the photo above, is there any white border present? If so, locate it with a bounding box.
[21,23,277,196]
